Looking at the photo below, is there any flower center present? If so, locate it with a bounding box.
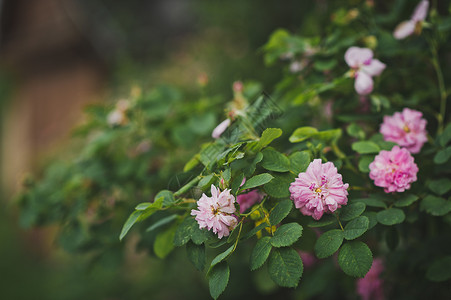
[315,188,322,193]
[403,125,410,133]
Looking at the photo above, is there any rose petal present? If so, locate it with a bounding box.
[354,71,374,95]
[212,119,231,139]
[411,0,429,22]
[345,47,373,68]
[393,20,416,40]
[361,59,386,77]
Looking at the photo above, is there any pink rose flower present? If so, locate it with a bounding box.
[380,108,428,154]
[345,47,386,95]
[191,185,238,238]
[289,159,349,220]
[237,190,264,213]
[369,146,419,193]
[394,0,429,40]
[356,258,385,300]
[212,119,231,139]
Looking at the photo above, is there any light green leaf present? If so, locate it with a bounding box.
[340,202,366,221]
[261,148,290,172]
[314,229,344,259]
[347,123,366,140]
[208,262,230,300]
[153,224,176,259]
[394,194,419,207]
[146,215,178,232]
[268,247,303,288]
[241,173,274,191]
[344,216,369,240]
[250,236,272,270]
[358,155,374,173]
[119,211,142,240]
[439,123,451,147]
[351,141,380,154]
[186,241,205,271]
[434,146,451,164]
[338,241,373,278]
[289,127,318,143]
[155,190,175,206]
[268,199,293,225]
[420,195,451,216]
[376,208,405,225]
[289,151,311,174]
[198,174,215,189]
[270,223,303,247]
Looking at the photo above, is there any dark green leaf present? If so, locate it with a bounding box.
[434,147,451,164]
[155,190,175,206]
[250,236,272,270]
[242,222,269,240]
[314,229,344,259]
[241,173,274,190]
[376,208,405,225]
[308,215,336,227]
[426,256,451,282]
[198,174,215,189]
[270,223,303,247]
[186,242,206,271]
[351,141,380,154]
[210,245,234,268]
[289,151,310,174]
[208,262,230,300]
[353,197,387,209]
[362,212,378,229]
[344,216,369,240]
[269,199,293,225]
[146,215,178,232]
[174,217,196,247]
[394,194,419,207]
[427,179,451,196]
[119,211,142,240]
[347,123,366,140]
[420,195,451,216]
[338,241,373,278]
[261,148,290,172]
[268,247,303,288]
[154,224,176,259]
[384,227,399,250]
[340,202,366,221]
[264,173,294,198]
[231,173,245,195]
[439,123,451,147]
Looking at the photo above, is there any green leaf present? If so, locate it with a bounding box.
[351,141,380,154]
[314,229,344,259]
[254,128,283,151]
[261,148,290,172]
[394,194,419,207]
[231,173,245,195]
[264,173,294,198]
[183,154,200,172]
[439,123,451,147]
[358,155,374,173]
[307,215,336,227]
[186,241,205,271]
[250,236,272,270]
[353,197,387,209]
[119,211,142,240]
[198,174,215,189]
[268,247,303,288]
[199,142,225,168]
[270,223,303,247]
[434,147,451,164]
[241,173,274,190]
[210,245,234,268]
[420,195,451,216]
[208,262,230,300]
[362,212,378,230]
[268,199,293,225]
[315,128,342,141]
[191,225,211,245]
[427,178,451,196]
[347,123,366,140]
[340,202,366,221]
[135,203,152,210]
[385,227,399,250]
[289,151,310,174]
[153,224,176,259]
[174,217,197,246]
[376,208,405,225]
[344,216,369,240]
[155,190,175,206]
[289,127,318,143]
[137,197,164,220]
[242,222,269,240]
[243,152,263,177]
[426,256,451,282]
[338,241,373,278]
[146,215,178,232]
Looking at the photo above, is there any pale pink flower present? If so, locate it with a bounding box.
[237,190,264,213]
[394,0,429,40]
[212,119,231,139]
[356,258,385,300]
[369,146,418,193]
[191,185,237,238]
[107,110,127,126]
[380,108,427,154]
[289,159,349,220]
[345,47,386,95]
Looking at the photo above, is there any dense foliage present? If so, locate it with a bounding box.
[17,1,451,299]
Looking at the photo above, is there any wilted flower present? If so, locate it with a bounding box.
[356,258,385,300]
[237,190,264,213]
[380,108,428,154]
[289,159,349,220]
[345,47,386,95]
[212,119,231,139]
[191,185,238,238]
[394,0,429,40]
[107,99,130,126]
[369,146,418,193]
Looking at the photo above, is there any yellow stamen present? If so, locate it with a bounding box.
[315,188,322,193]
[403,125,410,133]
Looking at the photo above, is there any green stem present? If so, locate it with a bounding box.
[335,213,344,231]
[430,40,448,135]
[174,175,202,198]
